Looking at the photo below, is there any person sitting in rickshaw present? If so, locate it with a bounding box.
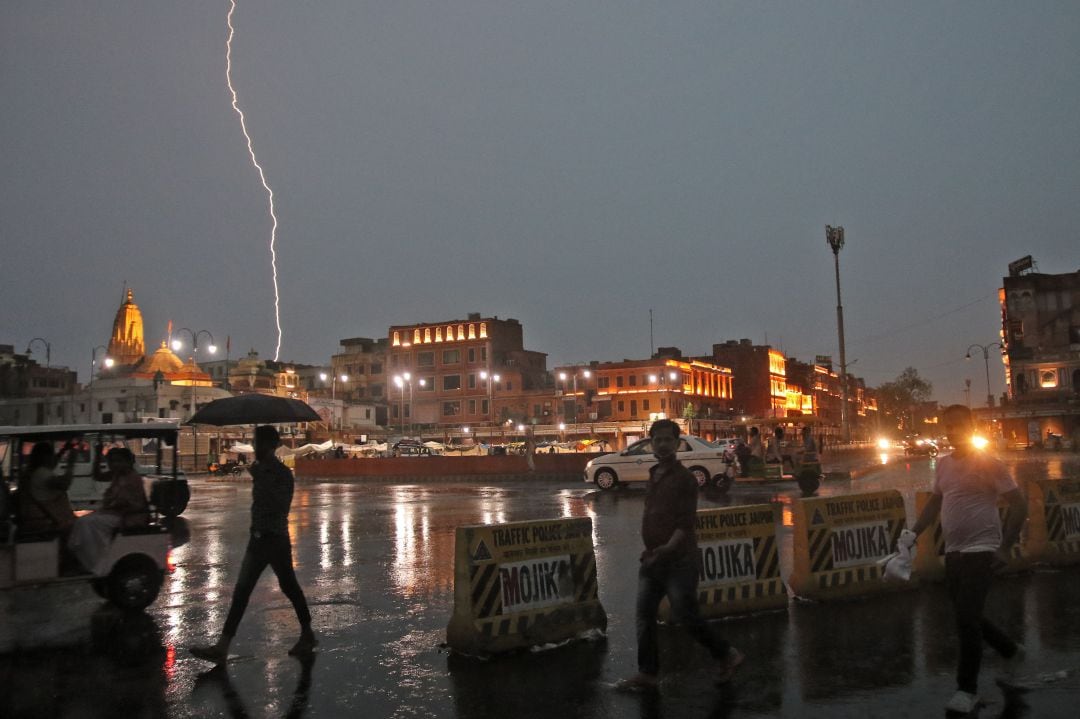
[16,441,77,538]
[68,446,150,572]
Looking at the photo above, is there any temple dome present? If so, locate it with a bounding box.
[134,341,184,377]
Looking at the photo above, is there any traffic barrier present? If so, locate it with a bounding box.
[1025,478,1080,566]
[913,490,1030,580]
[789,490,908,599]
[681,503,786,617]
[446,517,606,655]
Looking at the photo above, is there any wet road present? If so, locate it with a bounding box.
[3,453,1080,718]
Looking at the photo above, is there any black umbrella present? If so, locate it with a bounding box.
[187,394,322,426]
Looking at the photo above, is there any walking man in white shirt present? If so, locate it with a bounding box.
[905,404,1027,714]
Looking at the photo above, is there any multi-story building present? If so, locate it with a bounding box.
[558,350,734,425]
[327,336,389,404]
[385,314,548,430]
[998,257,1080,446]
[0,344,78,402]
[709,340,787,418]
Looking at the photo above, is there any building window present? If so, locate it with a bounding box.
[481,347,487,362]
[643,399,650,411]
[505,380,512,391]
[370,363,382,374]
[392,331,400,346]
[629,375,637,387]
[479,323,488,338]
[468,399,476,414]
[443,375,461,391]
[442,401,461,416]
[1041,370,1058,388]
[630,400,637,417]
[457,324,465,340]
[468,348,476,363]
[435,327,443,342]
[468,324,476,340]
[424,328,431,343]
[413,329,422,344]
[419,376,434,390]
[417,352,435,367]
[468,374,476,389]
[598,377,610,389]
[617,401,625,412]
[616,376,624,388]
[482,399,489,415]
[443,349,461,364]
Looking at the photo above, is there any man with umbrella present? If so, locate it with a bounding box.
[190,425,316,662]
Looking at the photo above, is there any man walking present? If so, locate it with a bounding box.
[618,418,743,690]
[904,404,1026,713]
[190,425,317,662]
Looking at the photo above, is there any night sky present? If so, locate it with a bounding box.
[3,2,1078,405]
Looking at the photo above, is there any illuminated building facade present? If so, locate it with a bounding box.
[709,340,787,418]
[386,314,548,428]
[567,353,733,423]
[998,258,1080,446]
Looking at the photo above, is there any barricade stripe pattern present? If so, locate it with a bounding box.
[754,535,779,579]
[809,528,832,573]
[469,562,503,619]
[570,552,599,602]
[1047,505,1063,542]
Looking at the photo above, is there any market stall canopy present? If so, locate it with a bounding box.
[187,394,321,426]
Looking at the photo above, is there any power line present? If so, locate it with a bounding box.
[849,292,998,350]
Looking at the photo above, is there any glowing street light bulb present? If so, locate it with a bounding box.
[558,372,568,381]
[171,339,183,352]
[207,344,218,354]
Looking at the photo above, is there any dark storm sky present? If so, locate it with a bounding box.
[3,2,1078,405]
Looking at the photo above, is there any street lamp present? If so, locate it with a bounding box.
[26,337,51,368]
[480,370,501,427]
[826,225,850,443]
[320,372,348,429]
[966,343,1003,410]
[171,328,216,471]
[90,345,114,385]
[557,368,591,425]
[392,373,415,435]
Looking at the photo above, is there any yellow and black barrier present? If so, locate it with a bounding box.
[1024,478,1080,566]
[690,503,786,617]
[446,517,606,655]
[912,490,1030,580]
[789,490,907,599]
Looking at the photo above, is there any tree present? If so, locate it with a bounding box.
[682,402,697,435]
[876,367,933,434]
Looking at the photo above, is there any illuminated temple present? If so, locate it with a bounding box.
[103,289,211,387]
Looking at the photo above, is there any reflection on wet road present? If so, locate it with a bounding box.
[2,454,1080,718]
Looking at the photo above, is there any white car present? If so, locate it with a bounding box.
[584,435,735,490]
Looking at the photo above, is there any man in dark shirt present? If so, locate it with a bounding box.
[618,419,743,690]
[190,425,316,662]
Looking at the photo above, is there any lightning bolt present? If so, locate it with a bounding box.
[226,0,282,360]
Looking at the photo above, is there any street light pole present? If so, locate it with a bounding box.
[966,343,1002,410]
[26,337,51,369]
[826,225,850,443]
[172,328,216,471]
[319,372,348,429]
[480,371,500,429]
[89,345,114,423]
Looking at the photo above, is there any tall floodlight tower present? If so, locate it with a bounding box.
[826,225,850,442]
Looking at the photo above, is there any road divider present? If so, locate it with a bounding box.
[684,503,786,617]
[789,490,908,599]
[446,517,606,655]
[1025,478,1080,566]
